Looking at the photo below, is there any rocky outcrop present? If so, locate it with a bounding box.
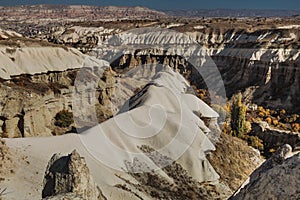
[0,139,14,182]
[250,122,300,152]
[1,13,299,114]
[77,67,231,199]
[0,35,118,137]
[186,28,300,111]
[230,144,300,200]
[2,67,266,200]
[0,67,118,137]
[0,44,103,80]
[3,19,299,112]
[0,29,22,39]
[83,26,300,112]
[42,150,105,200]
[1,23,299,137]
[0,71,75,137]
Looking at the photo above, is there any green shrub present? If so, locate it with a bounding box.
[54,110,74,128]
[246,136,264,151]
[230,93,250,137]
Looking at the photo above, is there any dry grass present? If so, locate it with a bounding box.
[115,145,226,200]
[207,133,263,191]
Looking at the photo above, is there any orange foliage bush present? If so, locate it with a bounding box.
[292,123,300,132]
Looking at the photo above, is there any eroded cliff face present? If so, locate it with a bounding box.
[94,26,300,112]
[0,69,116,138]
[5,19,298,111]
[186,28,300,111]
[1,10,299,113]
[1,24,299,138]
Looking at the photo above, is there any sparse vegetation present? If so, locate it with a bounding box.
[117,145,225,200]
[250,106,300,132]
[207,133,262,191]
[221,92,300,158]
[54,110,74,128]
[246,135,264,151]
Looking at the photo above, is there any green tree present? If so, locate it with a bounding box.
[230,93,250,137]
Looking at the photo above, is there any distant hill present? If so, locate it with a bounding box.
[0,5,167,21]
[1,5,299,20]
[164,9,300,18]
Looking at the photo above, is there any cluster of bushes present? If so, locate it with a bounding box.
[255,106,300,132]
[54,110,74,128]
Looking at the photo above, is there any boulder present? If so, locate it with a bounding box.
[250,122,300,153]
[42,150,105,200]
[230,144,300,200]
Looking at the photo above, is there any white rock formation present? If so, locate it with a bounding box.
[230,144,300,200]
[0,46,105,79]
[78,67,220,182]
[4,67,225,200]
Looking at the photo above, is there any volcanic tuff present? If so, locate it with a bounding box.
[0,36,116,137]
[42,150,105,200]
[0,7,299,199]
[230,144,300,200]
[0,22,299,133]
[77,25,300,112]
[2,67,261,200]
[2,11,300,112]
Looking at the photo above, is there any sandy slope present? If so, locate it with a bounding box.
[3,134,139,200]
[3,68,220,199]
[0,46,106,79]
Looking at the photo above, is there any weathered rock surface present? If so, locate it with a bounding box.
[97,26,300,112]
[42,150,105,200]
[230,144,300,200]
[0,34,119,137]
[0,71,76,137]
[250,122,300,153]
[1,21,299,137]
[4,118,22,138]
[2,68,265,200]
[0,139,14,182]
[0,29,22,39]
[0,44,103,80]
